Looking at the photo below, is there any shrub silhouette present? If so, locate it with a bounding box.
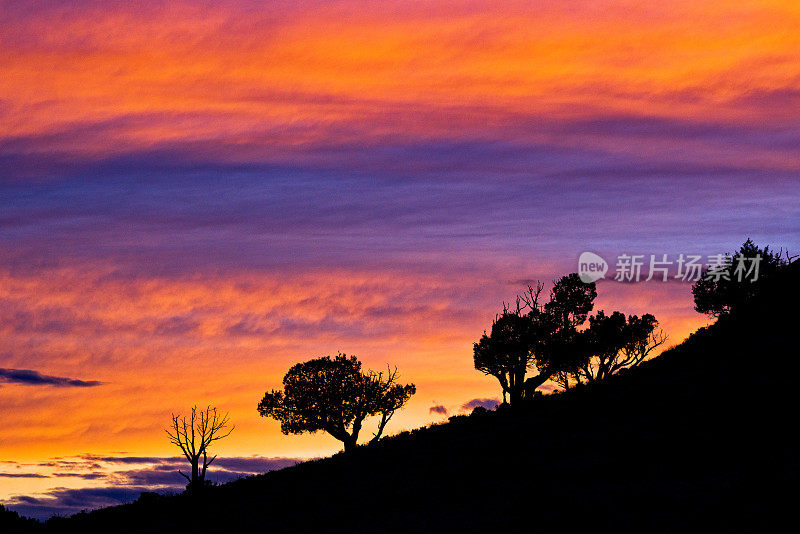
[257,353,415,452]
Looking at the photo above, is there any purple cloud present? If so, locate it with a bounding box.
[460,398,500,412]
[1,455,305,520]
[0,369,102,388]
[429,404,448,416]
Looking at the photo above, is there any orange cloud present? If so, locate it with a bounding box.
[2,1,800,166]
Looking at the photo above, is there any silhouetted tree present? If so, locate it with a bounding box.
[547,326,591,391]
[544,273,598,329]
[474,275,597,405]
[473,306,551,405]
[577,311,666,382]
[693,239,787,317]
[165,405,233,492]
[541,273,597,391]
[257,354,415,452]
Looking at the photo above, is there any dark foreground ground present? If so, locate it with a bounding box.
[4,263,798,533]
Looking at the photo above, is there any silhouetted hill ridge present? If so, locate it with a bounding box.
[22,261,800,532]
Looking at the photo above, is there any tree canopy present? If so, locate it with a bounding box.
[473,306,554,405]
[544,272,597,329]
[257,354,415,452]
[542,273,597,390]
[577,311,666,382]
[693,239,787,317]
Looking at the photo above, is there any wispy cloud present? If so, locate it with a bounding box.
[9,486,154,520]
[460,398,500,412]
[429,404,448,416]
[0,369,102,388]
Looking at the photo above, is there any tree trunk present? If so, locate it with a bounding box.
[189,458,200,492]
[523,372,552,400]
[343,435,358,453]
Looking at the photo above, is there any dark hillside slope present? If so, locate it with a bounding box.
[41,262,799,532]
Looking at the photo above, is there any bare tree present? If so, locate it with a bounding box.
[166,405,234,492]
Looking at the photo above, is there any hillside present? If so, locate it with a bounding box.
[13,262,800,532]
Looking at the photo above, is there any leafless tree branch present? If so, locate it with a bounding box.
[165,405,234,493]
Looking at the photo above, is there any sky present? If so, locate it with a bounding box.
[2,0,800,519]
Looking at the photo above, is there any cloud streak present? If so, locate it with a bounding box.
[460,398,500,412]
[0,369,102,388]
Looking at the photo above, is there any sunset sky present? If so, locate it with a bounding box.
[2,0,799,519]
